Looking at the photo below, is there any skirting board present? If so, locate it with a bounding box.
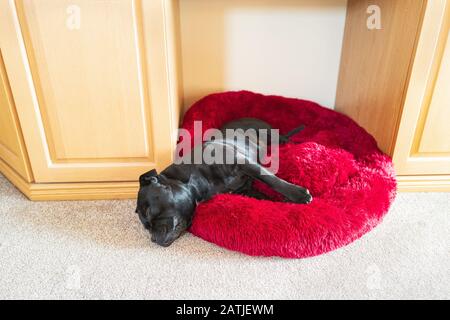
[1,159,449,200]
[396,175,450,192]
[0,158,138,201]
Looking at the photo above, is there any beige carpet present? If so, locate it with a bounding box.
[0,174,448,300]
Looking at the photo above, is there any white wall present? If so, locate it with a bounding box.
[179,0,347,110]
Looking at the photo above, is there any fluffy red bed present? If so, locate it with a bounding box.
[181,91,397,258]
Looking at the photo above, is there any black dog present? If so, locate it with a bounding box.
[135,118,312,247]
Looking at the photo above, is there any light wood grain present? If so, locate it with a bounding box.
[0,157,139,200]
[336,0,426,155]
[397,175,450,192]
[17,0,153,162]
[418,31,450,153]
[0,0,181,183]
[0,157,32,196]
[393,0,450,175]
[0,49,32,182]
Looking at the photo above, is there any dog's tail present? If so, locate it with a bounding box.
[280,124,305,143]
[285,125,305,139]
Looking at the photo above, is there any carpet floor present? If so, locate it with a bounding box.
[0,174,448,300]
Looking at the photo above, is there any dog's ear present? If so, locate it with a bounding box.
[139,169,159,186]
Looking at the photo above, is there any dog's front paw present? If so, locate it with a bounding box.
[285,186,313,204]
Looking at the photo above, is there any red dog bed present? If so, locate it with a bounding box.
[181,91,397,258]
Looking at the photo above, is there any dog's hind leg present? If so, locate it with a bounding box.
[228,178,269,200]
[279,124,305,143]
[242,188,270,200]
[240,163,312,204]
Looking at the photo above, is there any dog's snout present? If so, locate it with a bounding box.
[151,224,174,247]
[151,234,173,247]
[151,234,164,245]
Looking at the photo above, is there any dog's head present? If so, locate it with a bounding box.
[135,169,194,247]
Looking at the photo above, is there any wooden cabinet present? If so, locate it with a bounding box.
[1,0,448,199]
[0,0,181,199]
[337,0,450,191]
[0,49,32,183]
[393,0,450,177]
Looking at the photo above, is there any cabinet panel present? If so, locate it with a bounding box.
[336,0,426,155]
[0,0,179,183]
[0,49,32,182]
[393,0,450,175]
[419,32,450,154]
[17,0,152,162]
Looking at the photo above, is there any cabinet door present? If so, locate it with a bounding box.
[0,50,32,182]
[394,0,450,175]
[0,0,179,183]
